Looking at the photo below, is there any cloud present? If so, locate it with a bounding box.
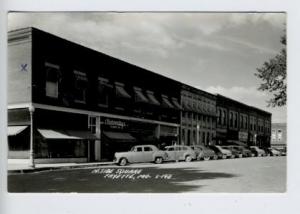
[205,86,267,102]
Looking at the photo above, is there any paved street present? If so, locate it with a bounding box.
[8,156,286,193]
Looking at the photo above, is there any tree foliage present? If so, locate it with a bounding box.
[255,35,286,107]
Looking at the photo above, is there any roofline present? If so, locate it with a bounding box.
[216,94,272,116]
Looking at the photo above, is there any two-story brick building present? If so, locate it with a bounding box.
[7,27,272,166]
[7,27,182,164]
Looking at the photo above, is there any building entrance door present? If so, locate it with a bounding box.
[88,141,95,162]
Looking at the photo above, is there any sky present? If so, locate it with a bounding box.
[8,12,286,122]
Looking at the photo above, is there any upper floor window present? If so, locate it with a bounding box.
[234,112,238,128]
[272,130,276,141]
[277,129,282,141]
[98,77,111,107]
[245,116,248,129]
[240,115,244,129]
[45,62,60,98]
[73,70,88,104]
[229,112,233,127]
[217,109,222,125]
[222,110,227,125]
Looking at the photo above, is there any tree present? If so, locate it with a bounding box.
[255,34,286,107]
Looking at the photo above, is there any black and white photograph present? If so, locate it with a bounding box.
[5,11,288,194]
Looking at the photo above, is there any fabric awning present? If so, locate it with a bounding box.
[134,88,149,103]
[103,131,136,142]
[182,102,193,112]
[146,91,160,105]
[38,129,98,140]
[162,96,174,108]
[66,130,99,140]
[172,98,182,110]
[226,140,247,146]
[7,126,28,136]
[116,84,131,99]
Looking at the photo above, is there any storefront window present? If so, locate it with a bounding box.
[35,140,87,158]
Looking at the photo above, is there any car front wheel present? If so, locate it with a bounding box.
[119,158,128,166]
[185,155,192,162]
[155,157,163,164]
[203,156,210,161]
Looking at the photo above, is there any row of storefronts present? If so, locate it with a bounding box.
[7,27,272,165]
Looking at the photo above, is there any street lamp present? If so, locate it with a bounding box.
[29,105,35,168]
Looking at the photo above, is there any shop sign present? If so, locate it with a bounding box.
[103,118,127,130]
[239,131,248,141]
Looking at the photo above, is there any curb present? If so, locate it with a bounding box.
[8,162,115,174]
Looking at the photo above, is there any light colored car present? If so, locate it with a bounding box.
[250,146,266,157]
[208,145,232,159]
[114,145,168,166]
[164,145,197,162]
[268,148,281,156]
[190,145,218,161]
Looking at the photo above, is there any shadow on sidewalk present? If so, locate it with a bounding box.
[8,166,238,193]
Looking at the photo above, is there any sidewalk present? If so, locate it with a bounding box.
[7,161,115,174]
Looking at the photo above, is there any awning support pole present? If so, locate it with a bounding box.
[29,106,35,168]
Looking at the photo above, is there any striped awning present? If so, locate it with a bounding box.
[7,126,28,136]
[38,129,98,140]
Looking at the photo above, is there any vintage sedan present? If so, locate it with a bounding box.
[250,146,266,157]
[163,145,197,162]
[208,145,232,159]
[232,146,253,157]
[268,148,282,156]
[221,146,243,158]
[114,145,168,166]
[190,145,218,161]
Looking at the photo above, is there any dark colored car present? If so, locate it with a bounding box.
[250,146,266,157]
[232,146,253,157]
[190,145,218,161]
[208,145,232,159]
[221,146,242,158]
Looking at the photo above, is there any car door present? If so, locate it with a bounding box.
[178,146,186,160]
[165,147,176,161]
[131,146,144,163]
[143,146,155,162]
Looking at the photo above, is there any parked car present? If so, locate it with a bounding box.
[114,145,168,166]
[250,146,266,157]
[208,145,232,159]
[232,146,253,157]
[190,145,218,161]
[163,145,197,162]
[276,148,286,156]
[221,145,243,158]
[268,148,282,156]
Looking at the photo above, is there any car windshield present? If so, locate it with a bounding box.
[164,147,174,151]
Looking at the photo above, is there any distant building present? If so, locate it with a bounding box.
[271,123,287,150]
[215,95,272,148]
